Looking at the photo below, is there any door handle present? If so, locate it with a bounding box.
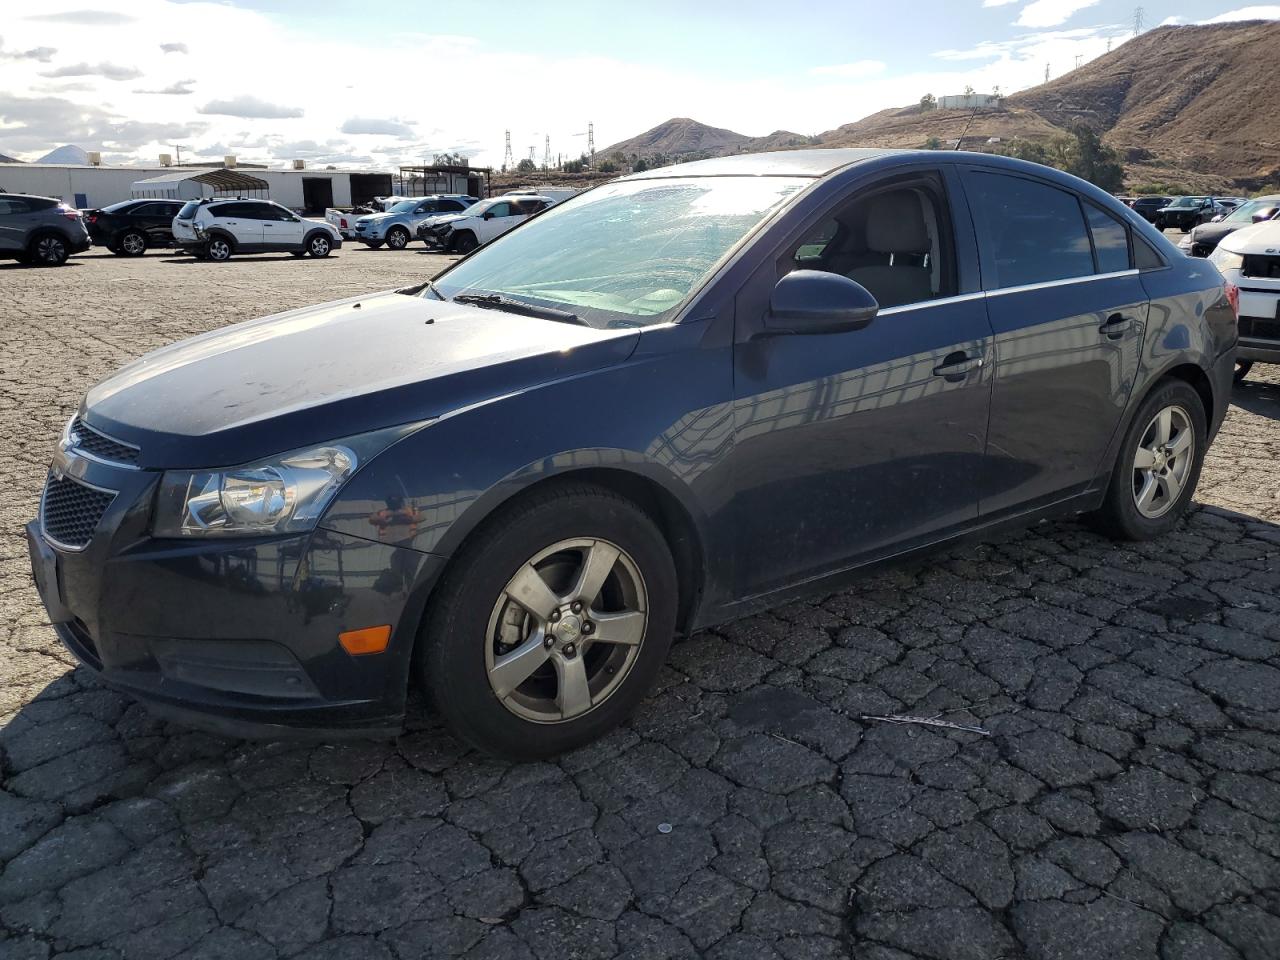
[1100,313,1134,339]
[933,352,983,381]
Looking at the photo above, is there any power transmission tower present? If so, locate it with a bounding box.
[1074,54,1083,69]
[1133,6,1144,34]
[1106,37,1113,53]
[587,122,595,169]
[1044,63,1050,83]
[502,130,513,172]
[543,135,550,172]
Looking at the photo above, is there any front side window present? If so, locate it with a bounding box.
[432,176,807,327]
[785,181,955,309]
[968,172,1094,289]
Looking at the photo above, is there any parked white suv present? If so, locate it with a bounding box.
[1210,218,1280,383]
[422,195,554,253]
[172,198,342,261]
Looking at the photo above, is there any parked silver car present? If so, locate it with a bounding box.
[0,193,91,266]
[354,195,475,250]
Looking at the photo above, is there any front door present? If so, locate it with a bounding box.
[731,170,994,598]
[961,167,1147,516]
[476,201,513,243]
[261,204,306,248]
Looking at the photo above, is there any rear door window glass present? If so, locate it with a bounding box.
[967,171,1094,289]
[1084,204,1131,273]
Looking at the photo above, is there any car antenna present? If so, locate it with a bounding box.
[954,107,980,150]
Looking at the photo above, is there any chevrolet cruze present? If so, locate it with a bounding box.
[29,150,1237,758]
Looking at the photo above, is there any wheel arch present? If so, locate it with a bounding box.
[418,466,707,642]
[303,227,333,247]
[205,228,236,251]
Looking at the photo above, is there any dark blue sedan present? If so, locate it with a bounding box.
[28,149,1237,757]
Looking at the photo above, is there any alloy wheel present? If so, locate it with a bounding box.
[121,232,146,255]
[387,229,407,249]
[310,236,330,256]
[1132,404,1194,519]
[36,236,67,264]
[207,239,230,261]
[484,538,648,723]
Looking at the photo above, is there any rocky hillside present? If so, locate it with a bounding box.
[601,20,1280,192]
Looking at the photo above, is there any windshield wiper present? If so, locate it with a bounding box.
[452,292,587,326]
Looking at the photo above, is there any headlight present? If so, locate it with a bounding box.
[153,426,417,538]
[1210,249,1243,273]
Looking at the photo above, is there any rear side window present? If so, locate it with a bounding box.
[439,199,466,211]
[1084,204,1131,273]
[967,172,1094,289]
[0,198,32,216]
[1133,235,1165,271]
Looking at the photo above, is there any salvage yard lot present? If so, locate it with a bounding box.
[2,246,1279,960]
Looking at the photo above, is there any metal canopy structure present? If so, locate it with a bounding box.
[397,163,493,199]
[131,168,270,199]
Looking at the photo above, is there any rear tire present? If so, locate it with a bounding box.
[118,230,147,256]
[385,226,409,250]
[365,241,385,250]
[30,233,69,266]
[204,237,232,262]
[1234,360,1253,384]
[422,484,678,760]
[1089,379,1206,541]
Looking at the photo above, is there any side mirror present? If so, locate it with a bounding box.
[483,211,495,220]
[766,270,879,334]
[1253,211,1274,223]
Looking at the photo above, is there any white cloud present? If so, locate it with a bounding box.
[39,61,142,80]
[340,117,416,138]
[134,79,195,95]
[1016,0,1100,28]
[159,42,187,53]
[198,96,304,119]
[1159,16,1186,25]
[1199,5,1280,22]
[0,39,57,62]
[809,59,887,79]
[982,0,1020,6]
[26,9,136,25]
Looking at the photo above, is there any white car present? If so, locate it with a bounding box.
[502,187,580,204]
[172,198,342,262]
[1210,218,1280,383]
[423,195,554,253]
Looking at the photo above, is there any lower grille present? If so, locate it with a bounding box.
[41,473,115,549]
[1243,255,1280,280]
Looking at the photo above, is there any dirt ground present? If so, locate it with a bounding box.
[2,245,1279,960]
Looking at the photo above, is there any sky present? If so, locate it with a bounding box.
[1,1,1278,170]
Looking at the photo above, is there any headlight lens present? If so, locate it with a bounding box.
[153,426,419,538]
[1210,249,1243,273]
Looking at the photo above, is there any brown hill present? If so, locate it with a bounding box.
[600,117,749,159]
[600,21,1280,192]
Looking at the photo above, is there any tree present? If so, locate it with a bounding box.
[598,159,619,173]
[563,158,584,174]
[919,93,936,111]
[924,136,942,150]
[516,158,536,173]
[633,157,649,172]
[963,84,975,96]
[990,126,1125,192]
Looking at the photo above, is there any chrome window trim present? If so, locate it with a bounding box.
[875,270,1139,316]
[878,291,987,316]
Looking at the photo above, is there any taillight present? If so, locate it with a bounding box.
[1225,281,1240,320]
[86,214,98,224]
[340,217,348,228]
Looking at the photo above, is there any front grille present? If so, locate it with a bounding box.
[41,473,115,549]
[1243,255,1280,280]
[69,417,139,466]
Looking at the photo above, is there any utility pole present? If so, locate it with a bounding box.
[1133,6,1145,34]
[1106,37,1112,53]
[502,130,513,172]
[1044,63,1050,83]
[587,121,595,170]
[543,134,550,173]
[171,143,187,164]
[1074,54,1083,69]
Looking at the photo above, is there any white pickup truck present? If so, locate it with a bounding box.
[323,196,417,239]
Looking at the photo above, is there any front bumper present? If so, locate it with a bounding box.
[26,456,444,737]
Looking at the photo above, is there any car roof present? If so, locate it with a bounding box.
[622,148,902,179]
[1220,218,1280,253]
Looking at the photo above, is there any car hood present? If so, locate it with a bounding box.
[1219,219,1280,256]
[1190,221,1239,243]
[82,291,640,469]
[355,213,397,226]
[429,213,471,228]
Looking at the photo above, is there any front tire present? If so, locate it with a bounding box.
[118,230,147,256]
[385,226,409,250]
[307,233,332,258]
[364,241,385,250]
[451,231,478,254]
[422,484,678,760]
[1234,360,1253,384]
[1089,379,1206,541]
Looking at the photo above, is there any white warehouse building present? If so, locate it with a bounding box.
[0,162,455,214]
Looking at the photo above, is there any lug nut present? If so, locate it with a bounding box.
[581,620,594,634]
[570,600,583,614]
[550,609,561,622]
[563,643,577,658]
[543,634,554,649]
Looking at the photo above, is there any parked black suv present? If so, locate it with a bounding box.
[84,199,185,256]
[1156,196,1216,232]
[0,193,91,266]
[1130,196,1170,224]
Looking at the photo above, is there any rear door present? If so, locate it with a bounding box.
[0,197,32,252]
[962,167,1148,516]
[211,202,262,247]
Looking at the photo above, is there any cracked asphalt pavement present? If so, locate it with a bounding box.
[3,247,1280,960]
